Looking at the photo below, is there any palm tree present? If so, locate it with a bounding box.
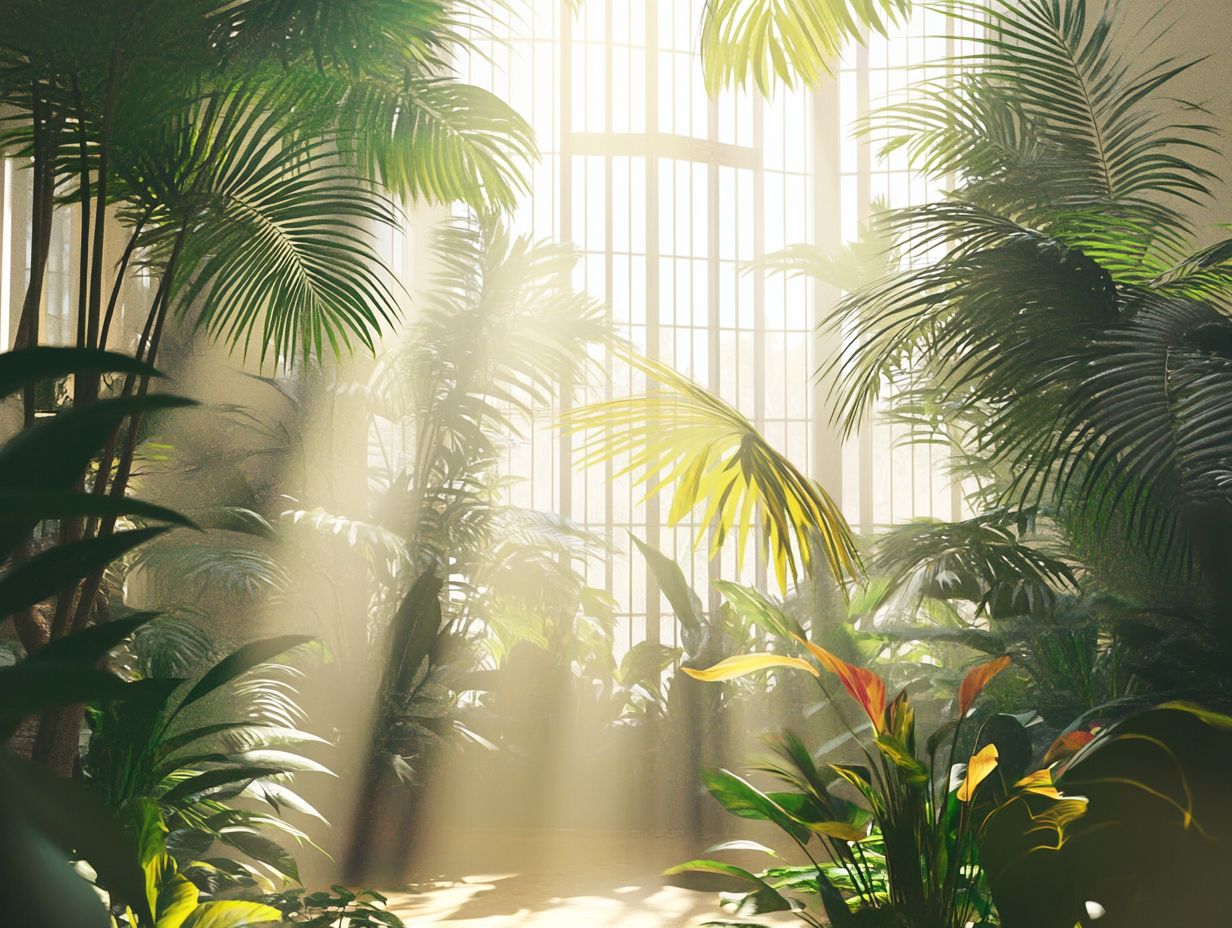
[343,214,612,880]
[0,0,535,772]
[827,0,1232,665]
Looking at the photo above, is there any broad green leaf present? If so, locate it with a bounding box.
[701,769,812,844]
[662,860,797,915]
[715,581,806,642]
[633,535,705,635]
[0,528,171,618]
[155,874,200,928]
[0,347,157,399]
[180,901,283,928]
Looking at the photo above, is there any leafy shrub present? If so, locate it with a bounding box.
[260,886,406,927]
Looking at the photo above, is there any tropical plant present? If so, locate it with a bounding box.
[825,0,1232,663]
[980,701,1232,928]
[0,0,534,771]
[568,347,860,595]
[110,801,282,928]
[83,635,330,886]
[258,885,406,928]
[0,615,157,928]
[672,636,1036,927]
[0,347,201,926]
[854,511,1164,725]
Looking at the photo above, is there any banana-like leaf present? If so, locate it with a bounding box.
[0,528,171,619]
[180,901,283,928]
[0,347,158,399]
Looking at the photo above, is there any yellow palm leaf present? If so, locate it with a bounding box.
[565,348,861,593]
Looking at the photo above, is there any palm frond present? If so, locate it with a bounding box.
[127,611,219,680]
[830,2,1232,582]
[869,509,1077,618]
[123,84,404,365]
[567,348,860,593]
[872,0,1217,246]
[700,0,911,94]
[134,542,290,599]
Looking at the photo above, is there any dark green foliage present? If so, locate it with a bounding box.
[0,348,199,927]
[0,0,536,365]
[84,636,329,883]
[831,0,1232,596]
[259,885,407,927]
[980,703,1232,927]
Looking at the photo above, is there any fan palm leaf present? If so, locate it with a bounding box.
[700,0,911,94]
[567,347,860,593]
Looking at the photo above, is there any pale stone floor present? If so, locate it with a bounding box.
[386,828,799,927]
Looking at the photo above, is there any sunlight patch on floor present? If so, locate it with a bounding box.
[388,874,728,927]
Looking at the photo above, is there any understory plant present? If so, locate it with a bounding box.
[258,886,406,928]
[84,634,330,887]
[109,801,281,928]
[0,348,220,925]
[671,639,1055,928]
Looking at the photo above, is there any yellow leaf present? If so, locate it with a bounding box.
[1014,768,1064,800]
[682,653,820,682]
[957,743,999,802]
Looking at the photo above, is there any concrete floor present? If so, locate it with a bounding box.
[387,828,800,927]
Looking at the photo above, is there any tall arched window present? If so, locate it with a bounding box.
[458,1,966,651]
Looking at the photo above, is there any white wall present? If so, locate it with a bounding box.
[1104,0,1232,239]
